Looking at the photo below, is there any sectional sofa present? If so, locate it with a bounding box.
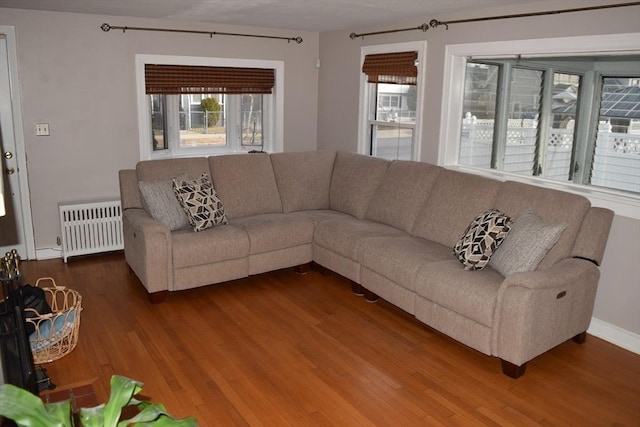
[119,150,613,377]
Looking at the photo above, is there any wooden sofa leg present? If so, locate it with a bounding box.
[501,360,527,378]
[317,264,332,276]
[148,291,167,304]
[572,331,587,344]
[295,263,311,275]
[363,289,379,303]
[351,282,365,296]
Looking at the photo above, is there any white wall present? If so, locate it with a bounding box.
[317,0,640,344]
[0,8,319,253]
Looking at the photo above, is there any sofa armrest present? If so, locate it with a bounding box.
[491,258,599,366]
[122,208,173,295]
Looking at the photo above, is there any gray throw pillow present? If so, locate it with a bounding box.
[453,209,512,271]
[138,174,190,231]
[489,208,566,277]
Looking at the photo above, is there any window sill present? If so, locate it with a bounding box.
[445,164,640,220]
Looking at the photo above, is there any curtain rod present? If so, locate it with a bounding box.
[349,1,640,40]
[100,23,303,44]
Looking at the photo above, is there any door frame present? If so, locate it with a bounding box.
[1,25,35,259]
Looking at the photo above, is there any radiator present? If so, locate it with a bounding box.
[58,199,124,262]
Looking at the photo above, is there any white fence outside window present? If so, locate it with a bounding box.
[460,115,640,193]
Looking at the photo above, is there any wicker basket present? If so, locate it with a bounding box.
[24,277,82,364]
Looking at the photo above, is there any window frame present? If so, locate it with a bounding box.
[136,54,284,160]
[440,33,640,219]
[357,41,427,161]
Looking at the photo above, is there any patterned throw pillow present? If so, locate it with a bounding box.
[173,173,228,232]
[453,209,512,271]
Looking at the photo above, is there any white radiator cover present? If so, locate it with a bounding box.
[58,199,124,262]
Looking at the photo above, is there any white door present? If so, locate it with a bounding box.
[0,27,34,260]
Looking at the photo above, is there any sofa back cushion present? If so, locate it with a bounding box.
[270,151,337,213]
[330,151,389,219]
[208,153,282,219]
[492,181,590,269]
[365,160,442,233]
[412,169,501,248]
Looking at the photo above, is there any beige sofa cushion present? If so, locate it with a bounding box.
[330,151,389,219]
[230,213,315,255]
[208,153,282,219]
[493,181,590,269]
[270,151,336,213]
[365,161,442,233]
[314,217,406,261]
[359,236,452,291]
[414,260,504,327]
[412,169,501,247]
[172,224,250,269]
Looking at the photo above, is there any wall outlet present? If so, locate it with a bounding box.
[35,123,50,136]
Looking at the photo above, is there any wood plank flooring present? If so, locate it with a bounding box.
[18,253,640,426]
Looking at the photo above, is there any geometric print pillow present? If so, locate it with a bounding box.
[173,173,228,232]
[453,209,512,271]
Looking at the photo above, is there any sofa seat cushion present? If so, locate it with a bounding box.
[230,213,315,255]
[172,225,250,269]
[291,209,353,226]
[314,217,406,261]
[414,260,504,327]
[359,237,453,291]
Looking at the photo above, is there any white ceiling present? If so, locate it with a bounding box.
[0,0,540,32]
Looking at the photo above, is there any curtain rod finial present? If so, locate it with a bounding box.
[100,23,112,32]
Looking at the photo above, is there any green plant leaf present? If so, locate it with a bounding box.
[78,403,105,427]
[132,416,199,427]
[103,376,144,427]
[0,384,69,427]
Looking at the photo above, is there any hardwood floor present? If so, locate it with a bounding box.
[19,253,640,426]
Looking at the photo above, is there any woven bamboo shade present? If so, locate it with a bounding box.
[362,51,418,85]
[145,64,275,94]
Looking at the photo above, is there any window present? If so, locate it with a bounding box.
[459,58,639,193]
[136,55,284,159]
[358,42,427,161]
[441,34,640,218]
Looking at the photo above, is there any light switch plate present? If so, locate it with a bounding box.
[35,123,50,136]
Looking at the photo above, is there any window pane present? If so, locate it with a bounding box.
[150,95,167,151]
[459,63,499,167]
[371,124,413,160]
[590,77,640,193]
[180,95,226,148]
[375,84,415,124]
[504,67,543,175]
[241,94,264,148]
[544,73,581,181]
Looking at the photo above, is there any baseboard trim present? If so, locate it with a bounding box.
[588,317,640,355]
[35,247,63,260]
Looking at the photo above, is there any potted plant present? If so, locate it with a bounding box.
[0,375,197,426]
